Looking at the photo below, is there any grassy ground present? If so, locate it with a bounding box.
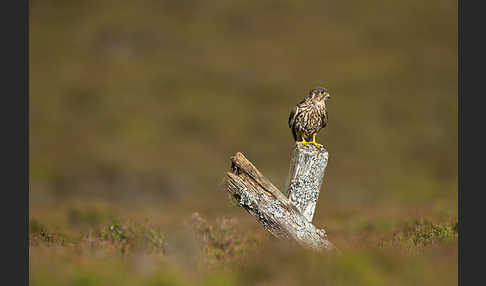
[30,199,457,285]
[30,0,457,285]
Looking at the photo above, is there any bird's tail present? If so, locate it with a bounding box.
[292,128,298,142]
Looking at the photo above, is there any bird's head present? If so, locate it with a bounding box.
[308,87,331,102]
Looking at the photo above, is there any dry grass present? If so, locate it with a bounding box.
[30,203,457,285]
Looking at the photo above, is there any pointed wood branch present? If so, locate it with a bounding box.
[225,145,334,251]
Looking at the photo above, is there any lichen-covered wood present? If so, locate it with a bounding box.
[285,144,328,222]
[225,151,334,251]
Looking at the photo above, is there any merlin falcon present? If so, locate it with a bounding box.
[288,87,331,148]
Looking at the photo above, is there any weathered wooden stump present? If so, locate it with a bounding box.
[285,144,328,222]
[225,143,334,251]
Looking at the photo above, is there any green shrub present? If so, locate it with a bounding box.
[100,219,167,255]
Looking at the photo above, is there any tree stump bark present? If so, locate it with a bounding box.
[285,144,328,222]
[224,144,334,251]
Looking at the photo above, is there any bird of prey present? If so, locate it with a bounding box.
[288,87,331,148]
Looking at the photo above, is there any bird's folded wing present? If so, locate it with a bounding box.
[288,106,298,128]
[321,109,328,128]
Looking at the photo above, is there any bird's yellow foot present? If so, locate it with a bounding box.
[310,135,323,148]
[296,137,310,145]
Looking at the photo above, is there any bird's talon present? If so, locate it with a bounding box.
[296,137,309,145]
[309,135,323,148]
[310,141,323,148]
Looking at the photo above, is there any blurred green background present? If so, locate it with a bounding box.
[30,0,457,285]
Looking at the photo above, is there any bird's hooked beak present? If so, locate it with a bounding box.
[324,92,331,100]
